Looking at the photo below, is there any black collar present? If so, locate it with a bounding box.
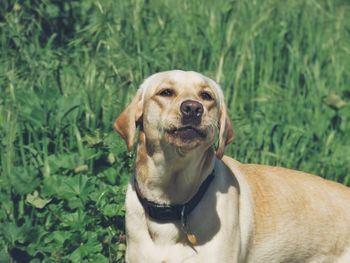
[134,170,215,222]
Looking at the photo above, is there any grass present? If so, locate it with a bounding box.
[0,0,349,262]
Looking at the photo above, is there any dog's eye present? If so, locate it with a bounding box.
[158,88,175,97]
[200,91,213,101]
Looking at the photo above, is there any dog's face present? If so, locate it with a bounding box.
[115,70,233,159]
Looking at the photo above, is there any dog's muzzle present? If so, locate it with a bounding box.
[180,100,203,126]
[164,100,207,145]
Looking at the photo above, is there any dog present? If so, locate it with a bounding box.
[115,70,350,263]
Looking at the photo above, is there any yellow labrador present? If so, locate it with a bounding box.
[115,70,350,263]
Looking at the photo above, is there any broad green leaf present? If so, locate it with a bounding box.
[47,153,83,173]
[83,129,104,147]
[322,93,347,111]
[42,175,63,196]
[9,166,41,195]
[61,211,86,230]
[0,223,24,245]
[101,203,118,217]
[0,248,10,263]
[44,231,72,245]
[26,191,52,209]
[74,164,89,174]
[69,232,102,262]
[53,175,93,208]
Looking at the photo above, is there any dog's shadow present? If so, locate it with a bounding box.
[189,167,240,246]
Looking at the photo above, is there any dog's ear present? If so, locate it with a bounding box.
[114,88,144,152]
[216,103,234,160]
[206,77,234,159]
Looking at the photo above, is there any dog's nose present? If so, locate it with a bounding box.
[180,100,204,125]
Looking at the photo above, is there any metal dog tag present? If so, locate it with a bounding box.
[181,206,197,246]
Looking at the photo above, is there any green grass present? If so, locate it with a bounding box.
[0,0,349,262]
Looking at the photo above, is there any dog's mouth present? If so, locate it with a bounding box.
[166,126,206,141]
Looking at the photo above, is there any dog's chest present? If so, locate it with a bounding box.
[146,220,184,245]
[125,176,241,262]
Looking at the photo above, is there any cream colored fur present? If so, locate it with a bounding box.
[115,70,350,263]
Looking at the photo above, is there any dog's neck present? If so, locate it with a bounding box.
[135,131,215,205]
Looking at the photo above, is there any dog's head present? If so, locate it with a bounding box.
[114,70,234,159]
